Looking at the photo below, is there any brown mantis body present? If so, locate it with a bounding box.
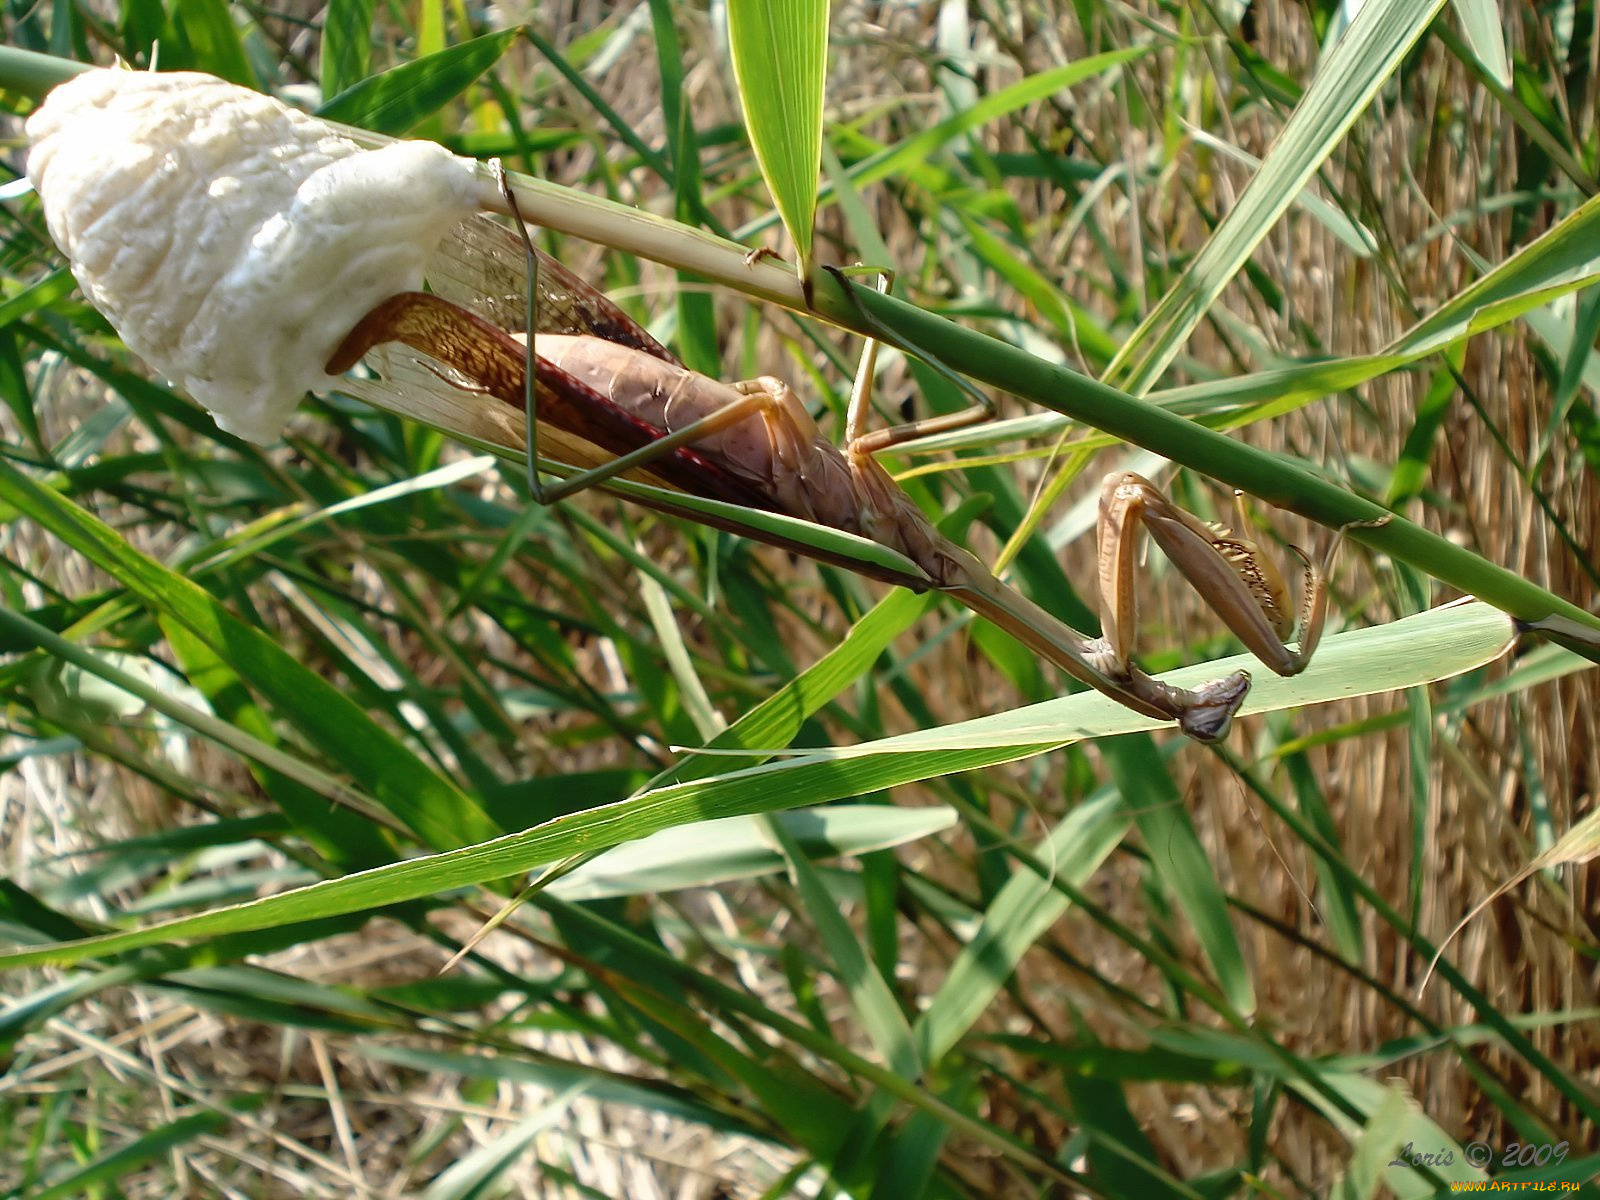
[329,213,1346,743]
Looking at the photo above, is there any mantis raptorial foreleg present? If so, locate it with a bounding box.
[1097,473,1392,701]
[1100,475,1326,677]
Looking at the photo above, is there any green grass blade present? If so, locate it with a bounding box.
[165,0,254,86]
[550,806,956,901]
[1108,737,1254,1015]
[765,814,920,1078]
[421,1088,589,1200]
[1450,0,1512,87]
[728,0,828,272]
[1108,0,1450,393]
[839,50,1151,198]
[25,1105,257,1200]
[0,741,1042,969]
[319,0,375,98]
[317,29,522,133]
[915,791,1129,1064]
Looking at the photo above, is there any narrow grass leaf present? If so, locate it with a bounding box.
[1404,689,1432,924]
[1282,750,1364,963]
[0,742,1043,969]
[1290,1071,1482,1193]
[585,952,861,1156]
[920,178,1600,444]
[765,814,920,1078]
[916,791,1129,1063]
[1543,284,1600,463]
[1066,1078,1193,1200]
[728,0,828,270]
[25,1101,264,1200]
[317,29,522,133]
[550,805,956,900]
[363,1044,754,1132]
[168,0,254,86]
[1183,124,1377,256]
[1333,1084,1414,1198]
[422,1087,589,1200]
[874,1107,945,1199]
[665,589,935,784]
[636,555,722,740]
[319,0,375,98]
[822,141,892,271]
[0,269,76,329]
[646,0,719,374]
[1400,190,1600,357]
[1387,349,1462,504]
[842,51,1151,197]
[1109,0,1450,392]
[1450,0,1512,87]
[1108,737,1254,1016]
[1425,802,1600,992]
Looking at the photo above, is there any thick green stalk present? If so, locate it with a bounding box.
[0,44,81,95]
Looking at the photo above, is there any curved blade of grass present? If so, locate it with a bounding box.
[0,740,1043,969]
[1450,0,1512,87]
[1182,124,1377,257]
[1112,737,1255,1014]
[647,0,720,374]
[663,589,937,785]
[166,0,254,86]
[316,28,522,133]
[826,49,1151,200]
[422,1088,589,1200]
[549,805,956,901]
[23,1103,261,1200]
[1107,0,1451,392]
[362,1044,755,1133]
[915,790,1128,1063]
[728,0,828,272]
[765,813,920,1079]
[319,0,375,98]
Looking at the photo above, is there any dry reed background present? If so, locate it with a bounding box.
[0,0,1597,1196]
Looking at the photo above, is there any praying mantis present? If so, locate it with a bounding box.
[328,174,1365,743]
